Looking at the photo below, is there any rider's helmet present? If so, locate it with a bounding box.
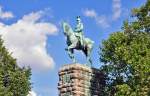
[76,16,81,22]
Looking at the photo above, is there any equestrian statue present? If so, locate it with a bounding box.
[62,16,94,67]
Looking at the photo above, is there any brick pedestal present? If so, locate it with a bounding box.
[58,63,105,96]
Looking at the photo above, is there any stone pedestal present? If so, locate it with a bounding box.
[58,63,105,96]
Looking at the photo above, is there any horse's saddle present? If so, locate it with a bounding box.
[74,33,84,47]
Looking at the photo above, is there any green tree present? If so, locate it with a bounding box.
[100,0,150,96]
[0,37,31,96]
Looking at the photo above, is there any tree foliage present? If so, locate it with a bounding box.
[100,0,150,96]
[0,37,31,96]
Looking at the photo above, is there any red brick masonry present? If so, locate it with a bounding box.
[58,63,105,96]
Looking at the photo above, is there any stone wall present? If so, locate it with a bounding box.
[58,63,105,96]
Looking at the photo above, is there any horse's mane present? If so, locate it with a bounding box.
[63,22,74,33]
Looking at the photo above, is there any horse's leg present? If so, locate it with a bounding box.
[86,55,92,66]
[68,43,76,50]
[68,43,77,63]
[67,48,72,61]
[86,45,93,67]
[70,49,76,63]
[67,48,75,63]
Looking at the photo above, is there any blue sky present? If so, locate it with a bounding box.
[0,0,147,96]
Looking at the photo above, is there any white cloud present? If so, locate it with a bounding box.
[95,16,110,28]
[83,9,110,28]
[112,0,121,20]
[83,9,97,18]
[0,6,14,19]
[27,91,37,96]
[83,1,122,28]
[0,10,58,71]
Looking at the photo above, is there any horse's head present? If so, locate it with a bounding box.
[62,22,73,36]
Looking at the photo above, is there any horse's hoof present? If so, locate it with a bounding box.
[65,48,68,51]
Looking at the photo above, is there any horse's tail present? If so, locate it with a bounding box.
[91,40,94,44]
[84,38,94,45]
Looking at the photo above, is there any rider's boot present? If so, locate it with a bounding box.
[80,37,84,47]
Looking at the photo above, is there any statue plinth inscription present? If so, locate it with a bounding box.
[58,63,105,96]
